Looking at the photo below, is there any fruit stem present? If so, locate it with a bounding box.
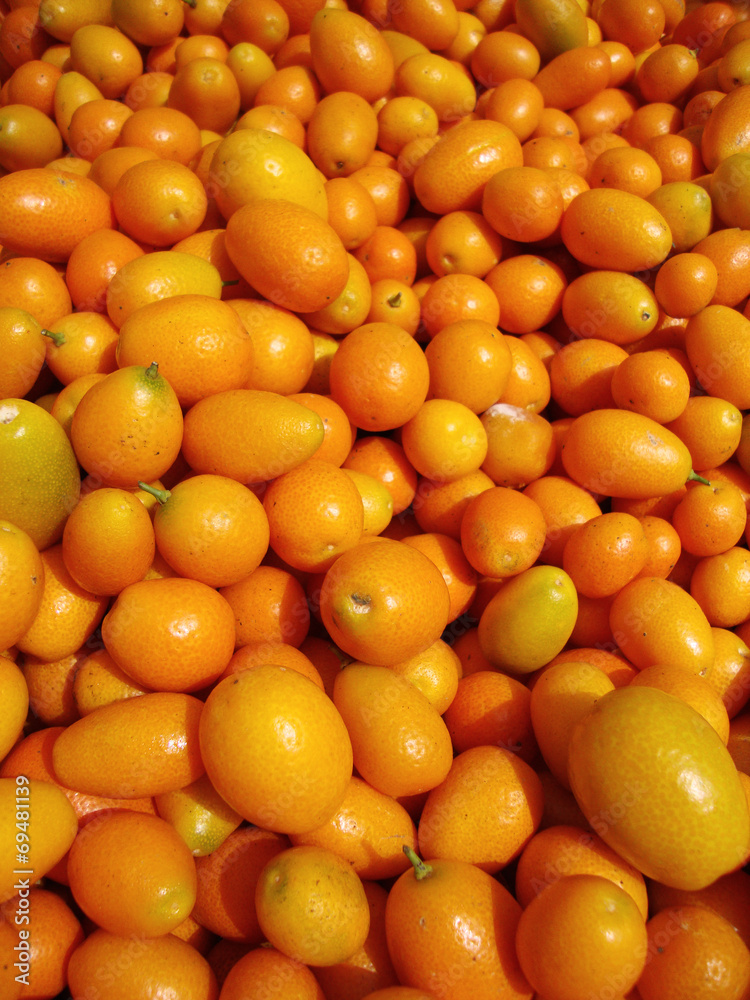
[137,481,171,505]
[387,292,403,307]
[403,845,433,880]
[222,279,239,287]
[40,329,65,347]
[687,470,712,486]
[145,362,160,379]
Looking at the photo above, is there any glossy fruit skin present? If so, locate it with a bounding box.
[415,120,523,217]
[630,663,730,745]
[701,84,750,172]
[0,658,28,763]
[514,872,648,1000]
[289,775,417,881]
[43,311,120,387]
[567,685,750,891]
[105,251,221,328]
[329,322,429,433]
[0,398,81,551]
[685,304,750,411]
[0,167,115,262]
[102,577,237,692]
[308,876,399,997]
[417,745,544,873]
[208,127,328,221]
[309,8,394,104]
[69,363,184,490]
[15,543,109,663]
[151,475,270,589]
[320,538,450,666]
[0,306,45,399]
[560,187,672,272]
[234,301,316,395]
[561,270,659,345]
[154,774,242,860]
[609,575,715,676]
[332,663,454,799]
[307,91,378,180]
[692,547,750,630]
[345,467,394,537]
[263,457,364,573]
[0,521,44,653]
[443,668,536,760]
[478,564,578,674]
[61,486,155,596]
[255,844,370,967]
[225,198,350,314]
[533,45,612,110]
[218,947,324,1000]
[530,661,616,790]
[115,294,255,408]
[561,409,694,500]
[460,485,547,579]
[514,823,649,918]
[199,664,353,835]
[562,511,649,598]
[67,810,198,938]
[1,886,84,999]
[480,403,554,488]
[523,474,603,567]
[610,349,692,424]
[0,777,78,903]
[384,854,532,1000]
[51,692,206,799]
[180,389,325,485]
[66,929,219,1000]
[425,318,512,413]
[112,157,209,247]
[638,903,750,1000]
[515,0,588,61]
[646,180,713,254]
[394,52,477,124]
[194,828,293,950]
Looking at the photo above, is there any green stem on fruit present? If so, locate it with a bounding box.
[145,362,160,379]
[40,329,65,347]
[403,845,433,880]
[181,0,197,8]
[687,470,712,486]
[387,292,402,307]
[138,481,171,505]
[222,279,239,287]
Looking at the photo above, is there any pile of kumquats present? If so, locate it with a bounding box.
[5,0,750,997]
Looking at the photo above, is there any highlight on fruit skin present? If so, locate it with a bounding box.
[4,2,750,997]
[567,685,750,892]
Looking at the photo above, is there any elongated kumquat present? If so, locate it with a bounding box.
[3,5,750,999]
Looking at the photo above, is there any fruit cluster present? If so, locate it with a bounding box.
[2,1,750,998]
